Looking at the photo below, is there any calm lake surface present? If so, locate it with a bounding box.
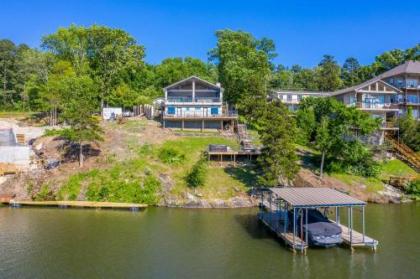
[0,204,419,279]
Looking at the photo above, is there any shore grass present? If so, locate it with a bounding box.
[379,159,417,180]
[0,111,34,118]
[330,173,384,192]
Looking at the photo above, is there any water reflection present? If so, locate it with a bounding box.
[0,204,419,278]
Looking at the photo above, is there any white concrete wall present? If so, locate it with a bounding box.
[0,146,32,166]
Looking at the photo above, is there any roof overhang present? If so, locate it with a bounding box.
[163,76,221,91]
[268,187,366,208]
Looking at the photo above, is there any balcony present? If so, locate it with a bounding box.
[381,122,399,130]
[163,111,238,119]
[166,97,222,104]
[356,102,399,111]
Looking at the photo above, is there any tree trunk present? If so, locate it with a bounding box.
[320,151,325,178]
[79,141,84,167]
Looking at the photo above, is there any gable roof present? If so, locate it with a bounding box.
[331,78,401,96]
[163,76,221,90]
[378,60,420,79]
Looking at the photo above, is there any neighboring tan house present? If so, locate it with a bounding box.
[271,61,420,145]
[161,76,238,131]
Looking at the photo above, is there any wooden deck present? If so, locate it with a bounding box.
[3,200,147,210]
[336,222,378,250]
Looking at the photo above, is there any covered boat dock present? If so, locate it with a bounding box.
[258,187,378,253]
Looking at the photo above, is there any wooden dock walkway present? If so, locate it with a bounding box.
[2,200,147,210]
[336,222,378,250]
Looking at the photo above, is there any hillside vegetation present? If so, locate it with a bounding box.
[36,119,253,205]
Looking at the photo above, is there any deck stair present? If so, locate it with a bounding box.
[386,136,420,171]
[237,124,256,151]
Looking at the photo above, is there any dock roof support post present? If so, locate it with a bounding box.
[305,208,308,246]
[293,207,296,250]
[350,206,353,244]
[335,207,340,224]
[284,203,288,233]
[362,206,365,243]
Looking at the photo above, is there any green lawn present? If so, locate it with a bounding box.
[379,159,417,180]
[0,111,34,118]
[330,173,384,192]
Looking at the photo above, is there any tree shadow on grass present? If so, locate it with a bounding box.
[224,164,259,189]
[63,142,101,163]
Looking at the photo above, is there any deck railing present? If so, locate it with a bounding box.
[166,97,222,103]
[163,111,238,118]
[356,102,399,109]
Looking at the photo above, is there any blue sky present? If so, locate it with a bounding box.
[1,0,419,67]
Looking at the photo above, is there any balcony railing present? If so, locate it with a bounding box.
[166,97,222,103]
[163,111,238,118]
[356,102,399,110]
[167,97,192,103]
[381,122,399,129]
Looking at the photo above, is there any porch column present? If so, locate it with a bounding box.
[192,79,196,102]
[182,120,184,130]
[220,120,223,130]
[201,120,204,132]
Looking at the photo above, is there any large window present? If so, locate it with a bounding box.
[406,79,418,88]
[167,106,175,115]
[210,107,219,115]
[407,94,418,103]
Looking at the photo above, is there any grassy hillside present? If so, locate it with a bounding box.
[56,121,254,204]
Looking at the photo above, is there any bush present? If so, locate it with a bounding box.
[34,184,55,201]
[186,158,207,188]
[43,129,63,137]
[406,179,420,196]
[158,147,185,164]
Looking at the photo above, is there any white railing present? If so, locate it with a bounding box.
[163,111,238,118]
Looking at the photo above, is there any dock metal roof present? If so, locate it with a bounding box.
[269,187,366,207]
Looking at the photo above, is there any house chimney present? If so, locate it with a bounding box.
[216,82,221,88]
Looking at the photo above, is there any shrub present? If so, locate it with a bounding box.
[158,147,185,164]
[406,179,420,196]
[34,184,55,201]
[186,158,207,188]
[43,129,63,137]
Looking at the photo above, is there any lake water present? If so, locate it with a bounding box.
[0,204,419,279]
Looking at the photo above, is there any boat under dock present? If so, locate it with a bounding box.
[258,187,379,253]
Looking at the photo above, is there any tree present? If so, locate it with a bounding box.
[42,25,146,110]
[153,57,217,88]
[250,99,299,186]
[316,116,331,178]
[209,30,271,107]
[60,74,103,167]
[342,57,361,86]
[293,68,319,91]
[297,97,380,177]
[316,55,342,91]
[399,107,420,151]
[0,40,27,108]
